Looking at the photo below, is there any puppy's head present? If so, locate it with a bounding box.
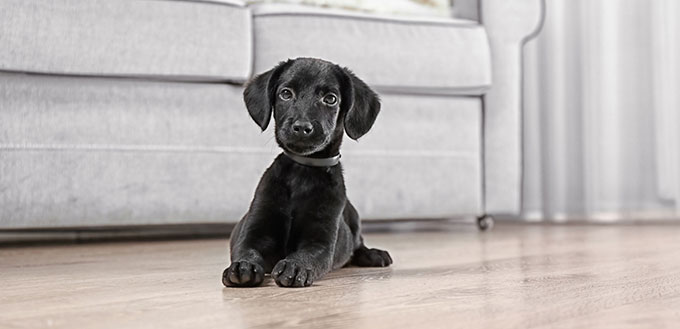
[243,58,380,156]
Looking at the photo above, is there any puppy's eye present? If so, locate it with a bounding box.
[322,94,338,106]
[279,88,293,101]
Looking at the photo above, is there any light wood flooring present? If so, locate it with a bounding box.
[2,223,680,329]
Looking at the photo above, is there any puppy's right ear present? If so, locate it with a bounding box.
[243,60,291,131]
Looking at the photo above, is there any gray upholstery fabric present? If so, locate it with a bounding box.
[0,74,267,148]
[454,0,544,215]
[343,95,482,219]
[0,74,271,228]
[252,3,491,94]
[452,0,481,21]
[0,74,481,227]
[0,0,252,81]
[0,151,272,228]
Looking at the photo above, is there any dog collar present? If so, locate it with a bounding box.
[283,150,341,167]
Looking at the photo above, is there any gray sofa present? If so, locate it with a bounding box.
[0,0,544,229]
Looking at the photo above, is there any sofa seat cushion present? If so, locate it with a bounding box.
[252,4,491,95]
[0,0,252,82]
[342,94,482,219]
[0,73,272,228]
[0,73,481,228]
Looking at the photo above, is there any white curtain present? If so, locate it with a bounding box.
[522,0,680,221]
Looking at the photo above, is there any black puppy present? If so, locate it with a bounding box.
[223,58,392,288]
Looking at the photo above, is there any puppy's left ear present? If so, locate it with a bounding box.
[243,60,291,131]
[338,68,381,140]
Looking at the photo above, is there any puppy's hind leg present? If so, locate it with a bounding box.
[343,201,392,267]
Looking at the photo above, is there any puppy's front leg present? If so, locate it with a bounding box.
[272,205,342,288]
[222,218,272,287]
[223,168,289,288]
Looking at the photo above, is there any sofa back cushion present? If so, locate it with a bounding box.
[0,0,252,82]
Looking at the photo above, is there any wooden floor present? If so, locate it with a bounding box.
[2,224,680,329]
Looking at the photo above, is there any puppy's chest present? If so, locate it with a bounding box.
[286,169,343,199]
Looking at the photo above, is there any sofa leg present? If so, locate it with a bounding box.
[476,215,495,231]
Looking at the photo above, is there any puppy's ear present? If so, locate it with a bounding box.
[338,67,381,140]
[243,60,291,131]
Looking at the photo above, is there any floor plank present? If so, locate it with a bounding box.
[1,224,679,329]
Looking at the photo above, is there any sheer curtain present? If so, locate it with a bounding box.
[522,0,680,221]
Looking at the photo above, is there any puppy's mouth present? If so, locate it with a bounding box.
[282,138,330,156]
[277,131,331,156]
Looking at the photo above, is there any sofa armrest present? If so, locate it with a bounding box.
[455,0,545,215]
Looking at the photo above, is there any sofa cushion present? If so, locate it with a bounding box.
[0,0,252,82]
[0,73,481,227]
[343,94,482,219]
[0,73,272,228]
[252,4,491,95]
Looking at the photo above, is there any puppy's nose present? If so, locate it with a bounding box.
[292,120,314,136]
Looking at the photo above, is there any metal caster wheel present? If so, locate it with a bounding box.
[477,215,494,231]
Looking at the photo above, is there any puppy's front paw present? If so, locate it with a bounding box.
[223,260,265,287]
[272,259,313,288]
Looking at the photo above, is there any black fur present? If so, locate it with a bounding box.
[223,58,392,288]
